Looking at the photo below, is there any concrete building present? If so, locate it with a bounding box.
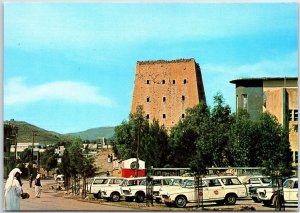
[230,77,298,167]
[131,58,206,129]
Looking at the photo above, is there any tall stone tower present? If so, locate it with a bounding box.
[131,58,206,129]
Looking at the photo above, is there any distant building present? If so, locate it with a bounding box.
[131,58,206,129]
[230,77,298,168]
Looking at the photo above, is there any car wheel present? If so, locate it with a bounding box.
[175,196,187,208]
[110,192,121,202]
[155,198,161,203]
[93,192,101,199]
[135,192,145,203]
[225,194,236,205]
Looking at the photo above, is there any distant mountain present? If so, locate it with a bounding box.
[4,120,115,144]
[4,120,72,145]
[66,127,115,141]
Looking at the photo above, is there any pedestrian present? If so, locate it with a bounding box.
[146,175,153,207]
[34,173,42,198]
[107,154,111,163]
[106,171,110,177]
[110,154,113,163]
[4,168,23,210]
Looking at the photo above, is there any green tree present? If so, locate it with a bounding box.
[40,145,58,175]
[255,112,293,177]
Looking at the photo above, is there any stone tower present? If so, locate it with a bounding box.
[131,58,206,129]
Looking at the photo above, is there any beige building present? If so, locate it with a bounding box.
[131,58,206,129]
[230,77,298,168]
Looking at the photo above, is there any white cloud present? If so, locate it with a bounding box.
[4,78,115,106]
[202,51,298,78]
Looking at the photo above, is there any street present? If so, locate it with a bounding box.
[18,179,298,211]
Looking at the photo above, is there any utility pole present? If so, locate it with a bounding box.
[32,131,37,163]
[136,118,140,177]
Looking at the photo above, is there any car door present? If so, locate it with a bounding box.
[206,179,225,200]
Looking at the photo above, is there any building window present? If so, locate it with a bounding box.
[242,94,248,110]
[163,114,166,119]
[182,95,185,101]
[295,151,298,164]
[163,97,166,102]
[146,114,149,119]
[183,79,187,84]
[162,80,165,84]
[146,97,150,102]
[147,80,150,84]
[294,110,298,121]
[182,114,185,118]
[288,110,293,121]
[173,80,176,84]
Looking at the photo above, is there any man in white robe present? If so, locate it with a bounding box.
[4,168,23,210]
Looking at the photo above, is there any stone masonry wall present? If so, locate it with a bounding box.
[131,58,206,129]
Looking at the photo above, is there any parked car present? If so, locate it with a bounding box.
[238,175,271,202]
[120,177,147,202]
[257,177,298,207]
[90,176,123,199]
[101,177,144,202]
[161,175,248,208]
[122,176,171,203]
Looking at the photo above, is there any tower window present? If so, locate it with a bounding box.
[146,97,150,102]
[173,80,176,84]
[147,80,150,84]
[163,97,166,102]
[162,80,165,84]
[146,114,149,119]
[295,151,298,164]
[183,79,187,84]
[163,114,166,119]
[289,110,293,121]
[182,95,185,101]
[182,114,185,118]
[294,110,298,121]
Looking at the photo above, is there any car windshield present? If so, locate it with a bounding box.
[261,177,272,184]
[283,179,295,189]
[182,179,194,188]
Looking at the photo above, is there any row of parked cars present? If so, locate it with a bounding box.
[89,175,240,207]
[88,175,298,208]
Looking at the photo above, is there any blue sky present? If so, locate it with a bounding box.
[4,2,298,134]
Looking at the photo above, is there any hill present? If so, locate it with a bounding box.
[5,120,72,145]
[5,120,115,144]
[66,127,115,141]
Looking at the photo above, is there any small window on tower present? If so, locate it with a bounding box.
[294,110,298,121]
[147,80,150,84]
[183,79,187,84]
[146,97,150,102]
[182,96,185,101]
[162,80,165,84]
[182,114,185,118]
[146,114,149,119]
[163,97,166,102]
[173,80,176,84]
[163,114,166,119]
[289,110,293,121]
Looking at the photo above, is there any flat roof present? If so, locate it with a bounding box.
[230,77,298,84]
[137,58,194,65]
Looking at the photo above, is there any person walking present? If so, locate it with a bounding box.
[34,173,42,198]
[4,168,23,210]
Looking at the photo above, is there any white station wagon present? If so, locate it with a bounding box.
[90,176,123,199]
[161,176,247,208]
